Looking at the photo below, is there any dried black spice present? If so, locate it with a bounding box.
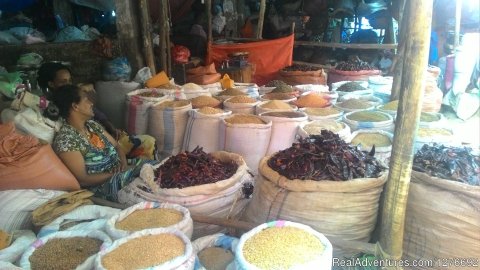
[268,130,386,181]
[335,58,374,71]
[154,147,238,189]
[413,144,480,186]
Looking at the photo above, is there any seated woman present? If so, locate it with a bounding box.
[51,84,157,202]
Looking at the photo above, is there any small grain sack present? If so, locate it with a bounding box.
[198,107,225,114]
[271,84,293,93]
[115,208,183,231]
[243,227,324,270]
[337,82,367,92]
[219,88,247,96]
[347,111,390,122]
[337,99,372,109]
[260,100,292,110]
[102,234,185,270]
[379,100,399,111]
[157,100,190,108]
[228,96,257,103]
[263,92,294,100]
[420,112,440,122]
[351,133,391,148]
[191,95,221,108]
[303,122,345,134]
[198,247,234,270]
[417,127,452,137]
[295,93,329,108]
[304,107,340,116]
[30,237,102,270]
[225,114,265,124]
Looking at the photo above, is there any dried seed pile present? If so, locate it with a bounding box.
[351,133,391,148]
[304,107,341,116]
[219,88,247,96]
[198,107,225,114]
[101,234,185,269]
[225,114,265,124]
[268,130,385,181]
[335,58,374,71]
[282,64,322,72]
[191,96,221,108]
[198,247,234,270]
[303,122,345,134]
[137,91,164,97]
[265,80,288,88]
[227,96,257,103]
[115,208,184,231]
[417,127,452,138]
[337,99,372,109]
[295,93,329,108]
[243,227,324,270]
[336,82,367,92]
[379,100,399,111]
[157,100,190,108]
[154,147,238,189]
[271,84,293,93]
[263,92,294,100]
[347,111,390,122]
[260,100,292,109]
[261,111,301,118]
[30,237,102,270]
[183,83,203,90]
[413,144,480,186]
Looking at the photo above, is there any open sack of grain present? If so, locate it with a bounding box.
[243,131,387,257]
[117,150,254,239]
[192,233,238,270]
[105,202,193,240]
[234,220,332,270]
[125,89,169,134]
[95,228,194,270]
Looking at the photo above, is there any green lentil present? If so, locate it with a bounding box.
[347,111,390,122]
[304,107,341,116]
[243,227,324,270]
[337,99,372,109]
[379,100,399,111]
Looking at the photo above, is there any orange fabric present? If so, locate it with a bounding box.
[207,34,294,86]
[0,122,80,191]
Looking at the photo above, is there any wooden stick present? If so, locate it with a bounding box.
[139,0,156,74]
[256,0,266,39]
[158,0,167,72]
[379,0,433,259]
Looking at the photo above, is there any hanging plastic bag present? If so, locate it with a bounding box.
[102,57,132,82]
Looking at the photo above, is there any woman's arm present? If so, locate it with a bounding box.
[103,130,128,171]
[57,151,113,187]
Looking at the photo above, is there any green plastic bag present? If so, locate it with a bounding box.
[0,72,22,99]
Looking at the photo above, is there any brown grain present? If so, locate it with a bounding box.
[157,100,191,108]
[198,107,225,114]
[227,96,257,103]
[225,114,265,124]
[260,100,292,109]
[115,208,184,231]
[191,96,221,108]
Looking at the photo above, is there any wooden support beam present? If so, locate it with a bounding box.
[390,0,407,100]
[164,0,172,77]
[379,0,433,259]
[256,0,266,39]
[139,0,156,74]
[158,0,167,73]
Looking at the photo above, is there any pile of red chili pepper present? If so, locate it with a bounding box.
[268,130,386,181]
[413,144,480,186]
[154,147,238,189]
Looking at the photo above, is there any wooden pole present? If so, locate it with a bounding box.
[139,0,156,74]
[165,0,172,77]
[379,0,433,259]
[454,0,462,49]
[390,0,407,100]
[206,0,213,44]
[256,0,266,39]
[159,0,167,72]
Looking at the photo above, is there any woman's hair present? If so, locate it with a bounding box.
[37,62,71,89]
[51,84,82,119]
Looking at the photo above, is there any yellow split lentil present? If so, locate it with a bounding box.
[242,227,324,270]
[115,208,183,231]
[351,133,391,148]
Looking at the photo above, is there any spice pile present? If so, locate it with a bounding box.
[191,96,221,108]
[282,65,322,72]
[260,100,292,110]
[263,92,294,100]
[228,96,257,103]
[346,111,390,122]
[137,91,164,97]
[304,107,341,117]
[268,130,385,181]
[351,133,391,148]
[225,114,265,124]
[219,88,247,96]
[335,58,374,71]
[336,99,372,110]
[295,93,329,108]
[115,208,184,231]
[413,144,480,186]
[336,82,367,92]
[157,100,190,108]
[154,147,238,188]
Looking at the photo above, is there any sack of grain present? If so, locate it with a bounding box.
[343,110,395,132]
[183,108,232,153]
[298,120,351,142]
[255,100,297,115]
[106,202,193,240]
[414,127,456,153]
[335,97,375,114]
[125,89,169,134]
[349,129,393,167]
[148,100,192,157]
[117,151,254,239]
[403,171,480,269]
[259,111,308,155]
[234,221,332,270]
[182,83,212,99]
[192,233,238,270]
[223,96,260,115]
[219,114,272,174]
[294,93,331,108]
[300,107,343,121]
[259,93,297,103]
[95,228,194,270]
[190,95,221,109]
[20,230,112,270]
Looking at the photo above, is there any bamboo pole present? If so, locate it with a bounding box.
[390,0,407,100]
[256,0,266,39]
[159,0,167,72]
[454,0,462,49]
[139,0,156,74]
[379,0,433,259]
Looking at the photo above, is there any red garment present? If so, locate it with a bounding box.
[207,34,294,86]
